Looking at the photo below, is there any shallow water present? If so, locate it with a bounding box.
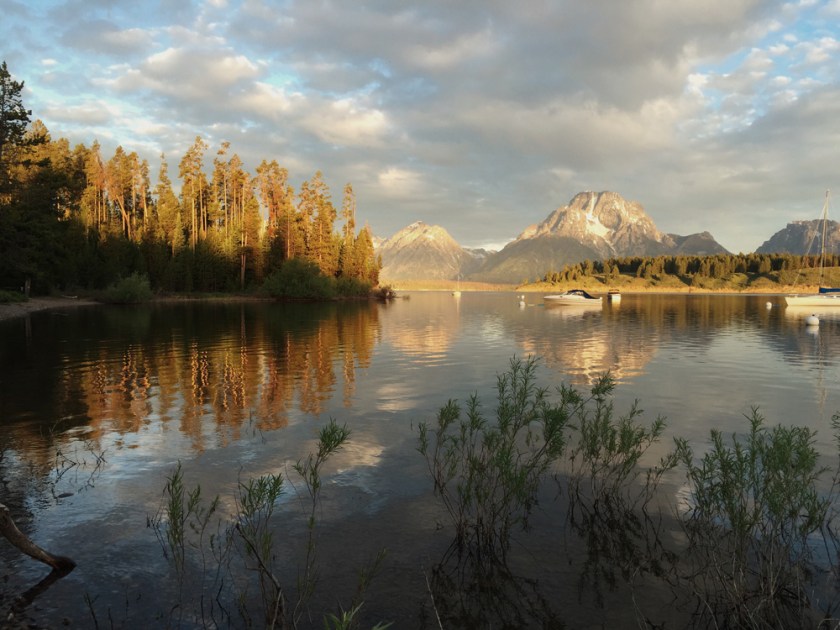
[1,293,839,627]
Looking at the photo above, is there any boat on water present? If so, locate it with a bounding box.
[784,289,840,307]
[785,191,840,307]
[544,289,603,304]
[607,288,621,303]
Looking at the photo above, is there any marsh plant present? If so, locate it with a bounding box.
[291,419,351,624]
[233,472,286,627]
[417,356,570,557]
[150,461,220,578]
[148,419,384,629]
[419,357,671,559]
[675,409,833,628]
[564,373,676,501]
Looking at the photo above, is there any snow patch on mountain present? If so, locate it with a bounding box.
[512,191,675,258]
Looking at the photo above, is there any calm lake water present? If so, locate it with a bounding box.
[2,292,840,628]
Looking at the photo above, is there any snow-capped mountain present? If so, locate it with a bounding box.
[376,191,729,283]
[515,191,673,257]
[470,191,728,283]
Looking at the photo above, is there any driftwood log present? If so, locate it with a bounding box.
[0,502,75,571]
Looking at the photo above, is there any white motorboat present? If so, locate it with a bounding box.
[544,289,603,304]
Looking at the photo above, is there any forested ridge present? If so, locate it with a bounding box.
[0,61,381,298]
[539,252,840,290]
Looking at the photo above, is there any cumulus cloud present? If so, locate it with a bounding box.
[377,167,425,198]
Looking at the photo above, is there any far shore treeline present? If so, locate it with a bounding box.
[0,61,380,299]
[534,252,840,291]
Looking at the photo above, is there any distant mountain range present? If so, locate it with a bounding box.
[755,219,840,255]
[377,191,730,284]
[375,222,490,280]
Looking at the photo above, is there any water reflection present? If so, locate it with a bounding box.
[430,543,565,629]
[4,294,840,627]
[380,293,459,361]
[5,294,840,469]
[0,300,382,462]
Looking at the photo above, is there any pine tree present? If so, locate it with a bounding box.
[0,61,31,186]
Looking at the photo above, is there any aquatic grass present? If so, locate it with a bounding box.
[417,355,572,558]
[146,419,385,630]
[233,471,286,627]
[675,408,832,628]
[292,419,351,625]
[565,373,675,500]
[149,461,220,579]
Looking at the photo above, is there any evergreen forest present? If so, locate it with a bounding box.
[540,252,840,290]
[0,61,381,299]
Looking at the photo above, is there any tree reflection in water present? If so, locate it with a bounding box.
[429,541,565,629]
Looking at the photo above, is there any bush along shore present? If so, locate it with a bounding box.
[8,356,840,628]
[0,259,397,322]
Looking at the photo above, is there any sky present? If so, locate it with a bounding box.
[2,0,840,253]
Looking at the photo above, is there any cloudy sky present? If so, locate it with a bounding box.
[2,0,840,253]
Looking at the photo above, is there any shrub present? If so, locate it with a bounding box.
[0,289,26,304]
[566,376,674,499]
[147,419,386,628]
[262,258,335,299]
[334,275,372,297]
[417,356,571,558]
[675,410,831,628]
[373,285,396,300]
[418,357,675,561]
[102,272,153,303]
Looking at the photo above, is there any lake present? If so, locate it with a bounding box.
[2,292,840,628]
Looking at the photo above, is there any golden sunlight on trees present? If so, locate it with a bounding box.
[0,59,382,295]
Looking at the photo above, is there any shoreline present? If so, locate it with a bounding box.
[0,294,278,323]
[0,286,812,323]
[0,296,100,322]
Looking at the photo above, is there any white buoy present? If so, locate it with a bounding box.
[806,314,820,327]
[765,301,772,309]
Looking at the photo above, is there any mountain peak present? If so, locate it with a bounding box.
[382,221,459,250]
[378,221,480,281]
[516,191,671,256]
[376,192,730,283]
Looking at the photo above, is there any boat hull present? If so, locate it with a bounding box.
[784,294,840,307]
[544,295,602,304]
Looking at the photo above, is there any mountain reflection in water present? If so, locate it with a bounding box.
[1,293,840,627]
